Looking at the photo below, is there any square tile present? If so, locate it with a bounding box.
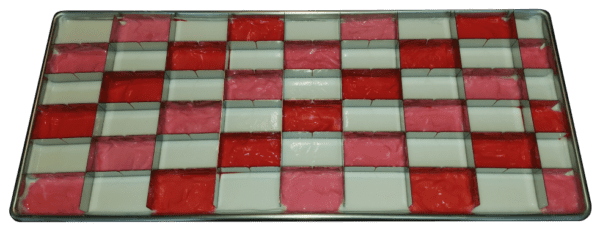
[283,100,342,132]
[280,168,343,213]
[343,172,409,212]
[407,138,468,168]
[542,169,585,214]
[31,104,97,139]
[19,174,85,215]
[27,143,90,173]
[471,133,540,168]
[463,68,527,100]
[228,15,284,41]
[460,47,516,68]
[409,168,479,214]
[456,13,517,39]
[530,101,568,133]
[111,49,168,72]
[341,48,398,69]
[166,78,224,101]
[100,109,160,136]
[54,19,112,44]
[284,41,341,69]
[283,77,341,100]
[282,138,342,167]
[468,107,525,132]
[110,14,170,42]
[525,70,558,100]
[217,172,281,212]
[158,101,222,134]
[88,175,153,215]
[519,39,554,69]
[166,42,227,71]
[147,169,216,215]
[219,133,281,167]
[341,14,397,40]
[398,17,452,39]
[537,137,572,169]
[404,100,468,132]
[399,40,461,69]
[285,18,340,41]
[87,136,155,172]
[344,132,406,167]
[158,139,219,169]
[229,49,283,70]
[473,172,540,214]
[402,76,459,99]
[225,70,283,100]
[343,106,402,132]
[45,43,108,74]
[342,69,401,100]
[222,107,282,132]
[99,72,164,103]
[172,18,228,41]
[42,80,102,105]
[515,15,545,39]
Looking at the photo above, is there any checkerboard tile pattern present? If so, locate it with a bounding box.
[20,11,585,216]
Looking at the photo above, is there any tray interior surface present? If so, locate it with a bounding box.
[11,10,589,221]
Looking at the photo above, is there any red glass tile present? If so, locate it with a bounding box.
[530,100,568,133]
[31,104,97,139]
[98,71,164,103]
[399,39,461,68]
[472,133,541,168]
[219,133,281,167]
[166,42,227,71]
[228,15,284,41]
[409,168,479,214]
[456,13,518,39]
[283,100,343,132]
[342,69,402,99]
[147,169,216,215]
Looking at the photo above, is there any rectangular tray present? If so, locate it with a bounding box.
[10,10,591,221]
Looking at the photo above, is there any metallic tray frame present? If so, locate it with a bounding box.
[9,9,591,221]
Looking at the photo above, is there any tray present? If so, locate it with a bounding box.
[10,10,591,221]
